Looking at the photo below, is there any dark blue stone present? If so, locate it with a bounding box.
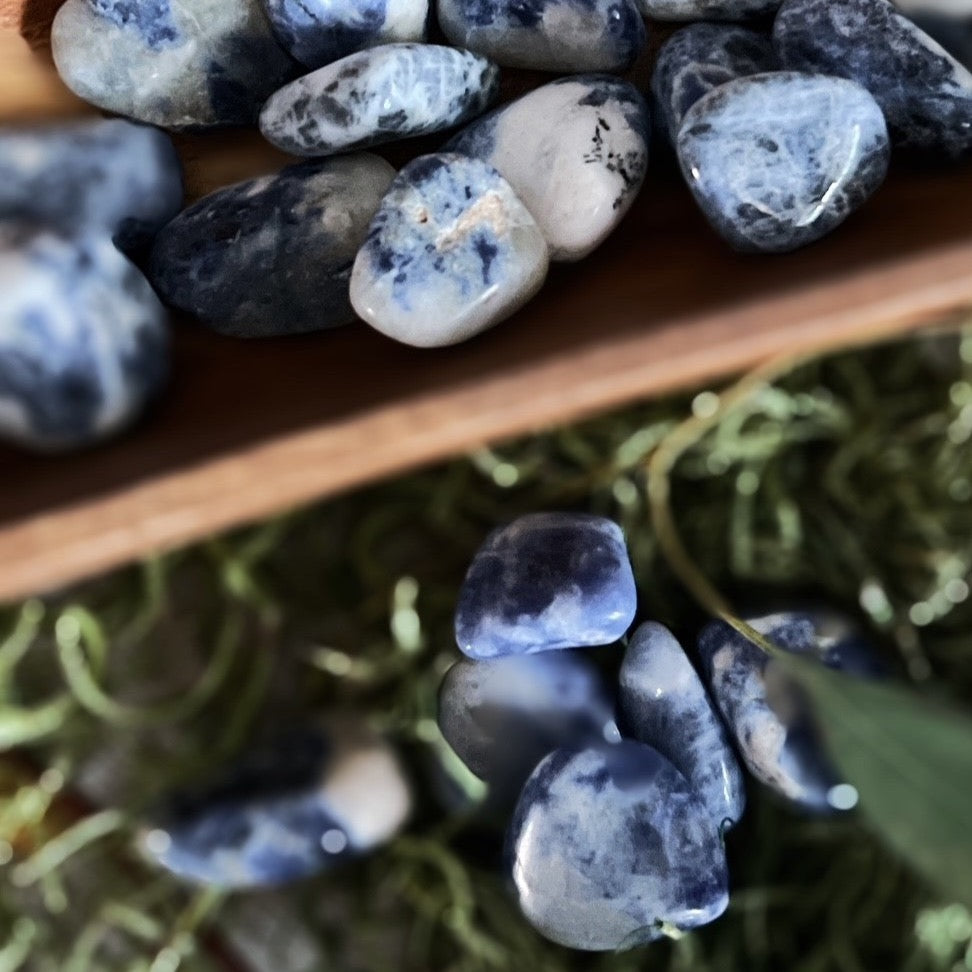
[908,11,972,70]
[774,0,972,158]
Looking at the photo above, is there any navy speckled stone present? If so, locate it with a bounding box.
[0,223,168,452]
[438,0,646,72]
[0,119,182,253]
[52,0,297,129]
[260,44,500,157]
[620,622,746,829]
[454,513,637,659]
[508,742,729,950]
[678,73,890,253]
[149,154,395,338]
[263,0,429,68]
[143,724,411,888]
[774,0,972,158]
[447,75,649,261]
[652,24,777,144]
[350,153,548,347]
[907,11,972,71]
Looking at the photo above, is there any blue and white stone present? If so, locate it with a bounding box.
[677,73,890,253]
[619,622,746,829]
[438,652,621,804]
[437,0,646,73]
[262,0,430,69]
[350,154,548,347]
[149,154,395,338]
[454,513,637,659]
[774,0,972,158]
[0,223,168,453]
[447,75,649,261]
[508,742,729,950]
[638,0,780,21]
[51,0,297,129]
[652,24,777,145]
[906,11,972,71]
[259,44,500,157]
[0,119,183,253]
[143,723,411,888]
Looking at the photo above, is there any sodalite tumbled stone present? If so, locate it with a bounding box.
[0,119,182,253]
[149,154,395,338]
[651,24,777,144]
[638,0,779,21]
[350,153,548,347]
[619,622,746,829]
[438,0,645,73]
[0,223,168,452]
[260,44,500,157]
[677,73,890,253]
[774,0,972,158]
[51,0,297,129]
[263,0,430,69]
[448,75,649,261]
[508,742,729,950]
[454,513,637,659]
[143,723,411,887]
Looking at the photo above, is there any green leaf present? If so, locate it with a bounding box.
[785,660,972,907]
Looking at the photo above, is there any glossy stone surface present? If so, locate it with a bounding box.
[438,652,621,803]
[0,119,182,253]
[638,0,779,20]
[774,0,972,158]
[909,12,972,71]
[263,0,429,68]
[0,223,168,452]
[619,622,746,829]
[454,513,636,659]
[51,0,297,129]
[448,75,649,261]
[260,44,500,157]
[508,742,729,950]
[144,723,411,887]
[149,154,395,338]
[652,24,777,144]
[350,153,548,348]
[437,0,645,73]
[677,73,890,253]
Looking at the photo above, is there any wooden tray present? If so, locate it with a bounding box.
[1,16,972,604]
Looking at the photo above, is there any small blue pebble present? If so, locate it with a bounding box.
[454,513,637,659]
[508,741,729,950]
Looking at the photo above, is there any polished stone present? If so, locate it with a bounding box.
[260,43,499,156]
[677,73,890,253]
[0,223,168,452]
[638,0,780,20]
[438,0,645,72]
[448,75,649,261]
[508,742,729,950]
[51,0,297,129]
[774,0,972,157]
[350,153,548,348]
[149,154,395,338]
[454,513,637,658]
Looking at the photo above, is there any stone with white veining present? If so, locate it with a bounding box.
[619,622,746,829]
[149,154,395,338]
[677,72,890,253]
[437,0,645,72]
[652,24,777,145]
[0,223,168,452]
[447,75,649,261]
[51,0,297,129]
[350,153,548,348]
[774,0,972,158]
[260,44,500,157]
[262,0,430,69]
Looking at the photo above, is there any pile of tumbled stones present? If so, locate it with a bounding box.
[1,0,971,450]
[438,512,881,950]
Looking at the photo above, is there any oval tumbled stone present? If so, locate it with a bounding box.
[677,72,890,253]
[149,154,395,338]
[259,44,500,157]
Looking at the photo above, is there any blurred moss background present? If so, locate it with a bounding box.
[2,323,972,972]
